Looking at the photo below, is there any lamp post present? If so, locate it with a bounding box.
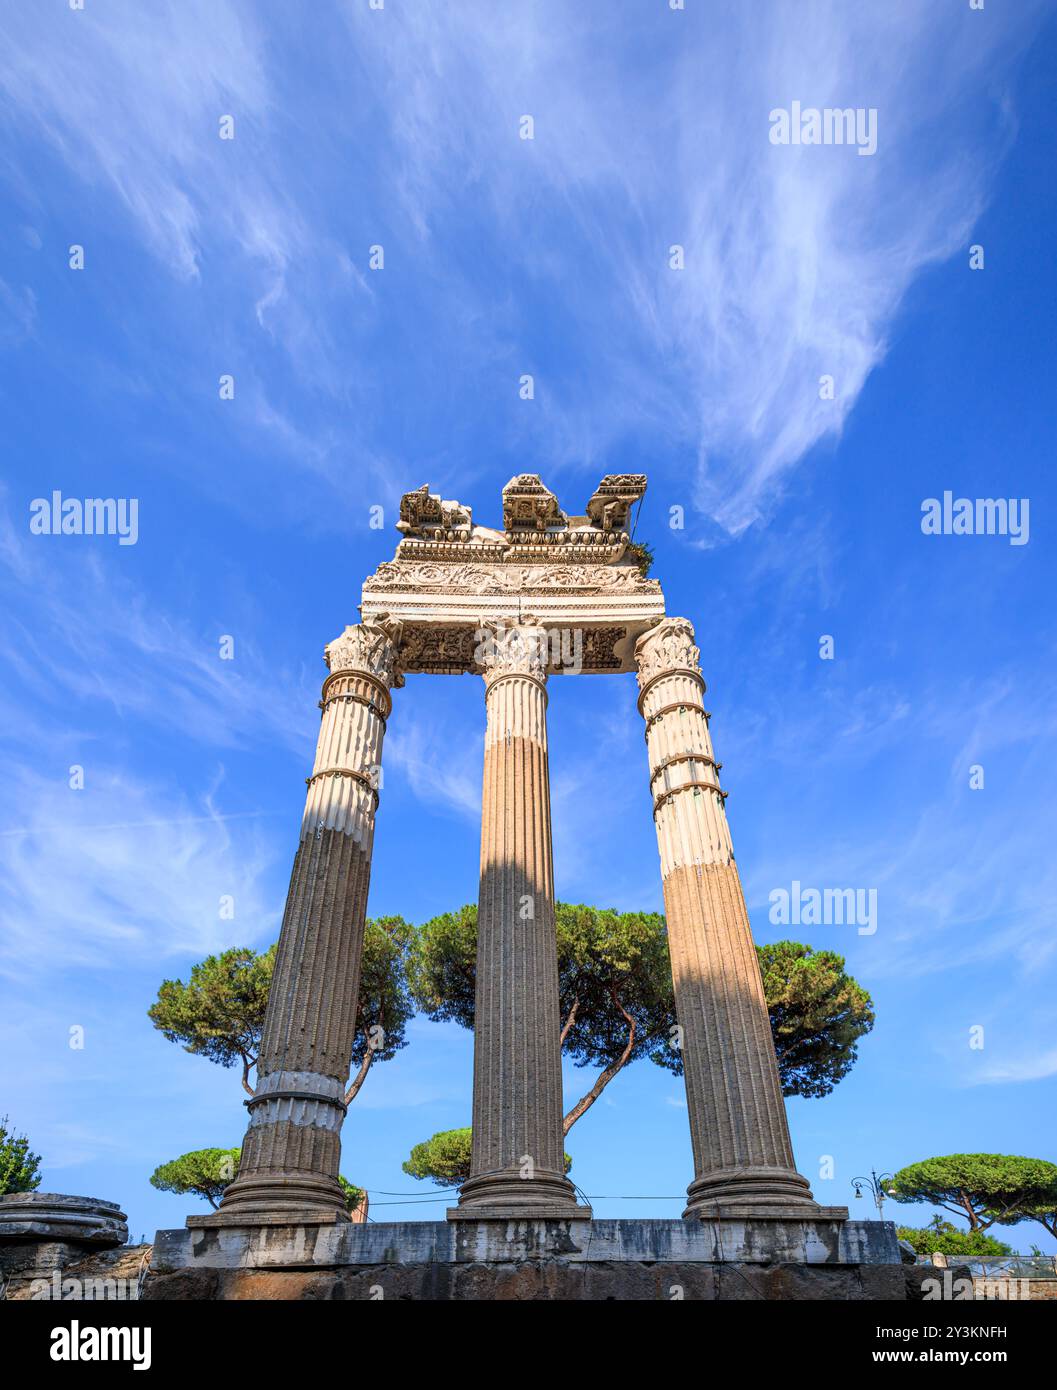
[852,1170,896,1220]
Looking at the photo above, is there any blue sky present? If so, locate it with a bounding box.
[1,1,1055,1248]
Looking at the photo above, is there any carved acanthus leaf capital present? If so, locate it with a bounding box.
[325,620,405,688]
[475,619,548,686]
[634,617,700,688]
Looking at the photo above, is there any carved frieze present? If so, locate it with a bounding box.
[396,625,479,673]
[582,626,626,671]
[365,559,660,596]
[391,620,631,675]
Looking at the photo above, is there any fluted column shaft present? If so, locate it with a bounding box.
[195,622,402,1228]
[636,618,819,1219]
[453,623,585,1219]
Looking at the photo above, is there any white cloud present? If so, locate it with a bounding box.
[342,0,1047,529]
[0,504,315,756]
[975,1048,1057,1086]
[385,705,483,823]
[0,763,279,977]
[0,1,283,282]
[2,3,1045,529]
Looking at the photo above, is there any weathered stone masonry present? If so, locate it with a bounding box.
[194,622,401,1227]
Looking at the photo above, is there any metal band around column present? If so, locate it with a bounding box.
[305,767,380,809]
[636,665,706,715]
[649,751,723,787]
[644,701,711,737]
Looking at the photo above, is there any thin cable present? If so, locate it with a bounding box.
[630,492,645,542]
[368,1197,457,1206]
[367,1188,459,1196]
[366,1190,685,1203]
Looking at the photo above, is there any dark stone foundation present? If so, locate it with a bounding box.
[145,1259,906,1301]
[146,1217,906,1301]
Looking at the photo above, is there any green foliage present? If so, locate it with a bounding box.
[624,540,654,577]
[338,1176,366,1213]
[556,903,676,1074]
[406,906,477,1027]
[991,1181,1057,1240]
[409,902,675,1064]
[148,917,414,1101]
[409,902,678,1131]
[757,941,874,1098]
[403,1128,474,1186]
[402,1128,572,1187]
[890,1154,1057,1232]
[150,1148,241,1209]
[148,946,275,1094]
[351,916,416,1073]
[0,1115,42,1195]
[896,1220,1013,1257]
[150,1148,364,1213]
[408,905,874,1131]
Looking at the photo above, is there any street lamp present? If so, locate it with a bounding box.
[852,1170,896,1219]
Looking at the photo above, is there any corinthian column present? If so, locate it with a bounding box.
[191,621,402,1228]
[636,618,825,1220]
[451,622,587,1220]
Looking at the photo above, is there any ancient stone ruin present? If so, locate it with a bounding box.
[150,473,898,1297]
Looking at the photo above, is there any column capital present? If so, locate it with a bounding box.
[475,618,548,688]
[634,616,701,691]
[324,620,404,689]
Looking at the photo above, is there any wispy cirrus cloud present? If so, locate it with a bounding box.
[342,0,1047,529]
[0,0,282,282]
[0,501,315,756]
[0,763,279,977]
[385,704,483,823]
[975,1048,1057,1086]
[1,2,1047,531]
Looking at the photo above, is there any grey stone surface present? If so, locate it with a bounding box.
[3,1244,151,1299]
[204,623,401,1228]
[0,1193,128,1249]
[153,1217,901,1273]
[903,1262,973,1301]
